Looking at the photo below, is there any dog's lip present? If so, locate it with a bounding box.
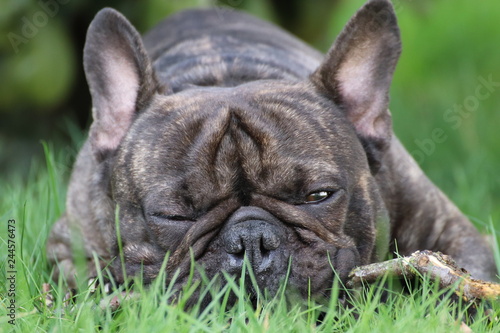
[333,247,360,282]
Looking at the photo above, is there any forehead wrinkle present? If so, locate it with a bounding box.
[181,104,241,207]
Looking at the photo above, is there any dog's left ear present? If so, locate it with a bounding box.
[311,0,401,169]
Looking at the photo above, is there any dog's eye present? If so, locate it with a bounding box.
[151,213,193,222]
[305,191,333,204]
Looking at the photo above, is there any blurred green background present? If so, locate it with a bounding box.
[1,0,499,229]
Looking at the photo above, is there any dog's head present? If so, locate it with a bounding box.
[83,0,400,299]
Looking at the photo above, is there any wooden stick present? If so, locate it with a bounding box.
[346,250,500,301]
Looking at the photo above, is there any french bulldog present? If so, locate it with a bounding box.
[47,0,497,302]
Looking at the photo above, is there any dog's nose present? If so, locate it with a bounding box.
[224,220,281,271]
[221,207,285,273]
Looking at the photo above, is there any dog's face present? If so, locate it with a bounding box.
[111,81,388,296]
[81,0,400,298]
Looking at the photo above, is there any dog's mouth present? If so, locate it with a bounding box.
[168,243,359,309]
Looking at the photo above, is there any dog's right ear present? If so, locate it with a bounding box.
[84,8,162,161]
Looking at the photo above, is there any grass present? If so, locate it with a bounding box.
[2,0,500,331]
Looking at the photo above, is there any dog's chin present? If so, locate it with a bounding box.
[165,247,359,310]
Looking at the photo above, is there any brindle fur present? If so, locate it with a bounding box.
[47,0,497,300]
